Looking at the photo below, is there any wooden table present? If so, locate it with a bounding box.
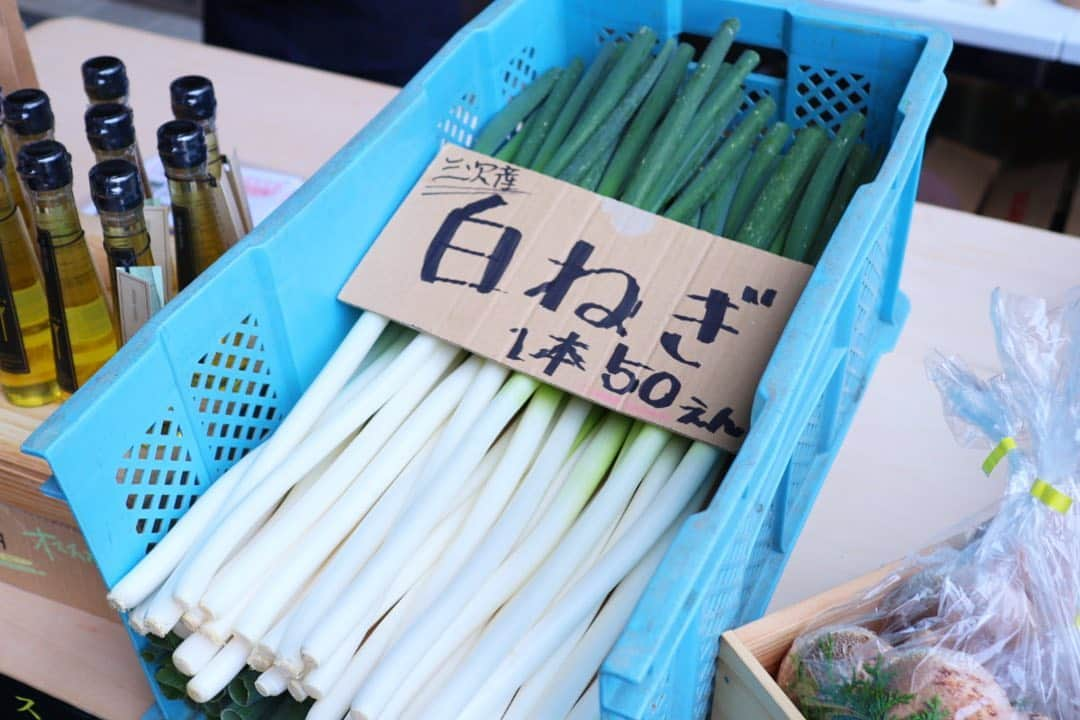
[4,15,1078,720]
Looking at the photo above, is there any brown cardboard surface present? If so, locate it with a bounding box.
[340,146,812,451]
[916,137,1000,213]
[0,500,114,622]
[982,162,1069,229]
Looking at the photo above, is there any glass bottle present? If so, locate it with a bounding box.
[0,142,58,406]
[18,140,117,394]
[170,75,223,179]
[85,103,153,200]
[81,56,129,106]
[158,120,236,289]
[90,159,155,312]
[2,89,53,239]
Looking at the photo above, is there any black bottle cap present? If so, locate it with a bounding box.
[157,119,206,168]
[17,139,72,192]
[85,102,135,151]
[170,75,216,121]
[3,89,54,136]
[89,159,143,213]
[82,56,129,102]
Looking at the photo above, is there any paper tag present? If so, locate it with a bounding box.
[227,148,255,235]
[339,146,812,451]
[115,267,164,343]
[143,204,176,302]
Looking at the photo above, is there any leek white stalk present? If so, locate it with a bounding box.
[239,311,388,487]
[317,325,411,430]
[106,445,262,611]
[502,613,592,720]
[286,678,307,702]
[300,474,488,698]
[568,678,600,720]
[419,422,667,716]
[393,384,561,618]
[504,435,690,718]
[304,567,436,720]
[296,447,491,689]
[127,602,150,635]
[187,636,251,703]
[521,500,682,720]
[200,342,461,619]
[301,372,539,668]
[438,445,721,718]
[362,409,602,718]
[181,607,206,632]
[398,627,484,720]
[254,666,289,697]
[173,332,443,612]
[173,632,221,677]
[272,426,444,675]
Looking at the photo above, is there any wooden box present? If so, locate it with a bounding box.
[711,564,900,720]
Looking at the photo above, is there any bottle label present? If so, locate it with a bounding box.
[37,229,79,392]
[171,204,196,288]
[0,226,29,374]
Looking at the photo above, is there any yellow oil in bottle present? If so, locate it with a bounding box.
[19,141,117,394]
[158,120,236,289]
[4,90,56,242]
[0,168,59,406]
[90,159,156,312]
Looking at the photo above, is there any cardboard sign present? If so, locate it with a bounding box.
[0,501,115,622]
[115,267,164,343]
[340,146,812,450]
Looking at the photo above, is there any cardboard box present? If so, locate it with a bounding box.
[917,137,1001,214]
[0,500,114,622]
[982,161,1070,230]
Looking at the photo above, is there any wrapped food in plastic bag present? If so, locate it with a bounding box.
[777,288,1080,720]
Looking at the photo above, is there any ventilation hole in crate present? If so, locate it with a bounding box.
[189,314,282,479]
[115,407,201,554]
[499,45,538,98]
[438,90,481,148]
[793,64,871,136]
[737,86,773,116]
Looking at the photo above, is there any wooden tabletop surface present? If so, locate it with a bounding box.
[3,15,1078,720]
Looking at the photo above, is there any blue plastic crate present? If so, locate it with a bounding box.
[23,1,948,718]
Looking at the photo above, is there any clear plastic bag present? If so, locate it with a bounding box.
[777,288,1080,720]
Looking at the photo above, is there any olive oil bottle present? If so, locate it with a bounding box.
[170,75,223,179]
[158,120,236,289]
[89,159,155,312]
[81,56,129,106]
[2,89,53,240]
[18,141,117,394]
[85,103,153,200]
[0,142,58,406]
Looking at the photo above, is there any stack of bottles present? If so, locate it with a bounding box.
[0,56,240,407]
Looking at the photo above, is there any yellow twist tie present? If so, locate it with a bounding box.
[1030,479,1073,514]
[982,437,1016,476]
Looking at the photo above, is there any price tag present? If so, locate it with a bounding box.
[340,146,812,451]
